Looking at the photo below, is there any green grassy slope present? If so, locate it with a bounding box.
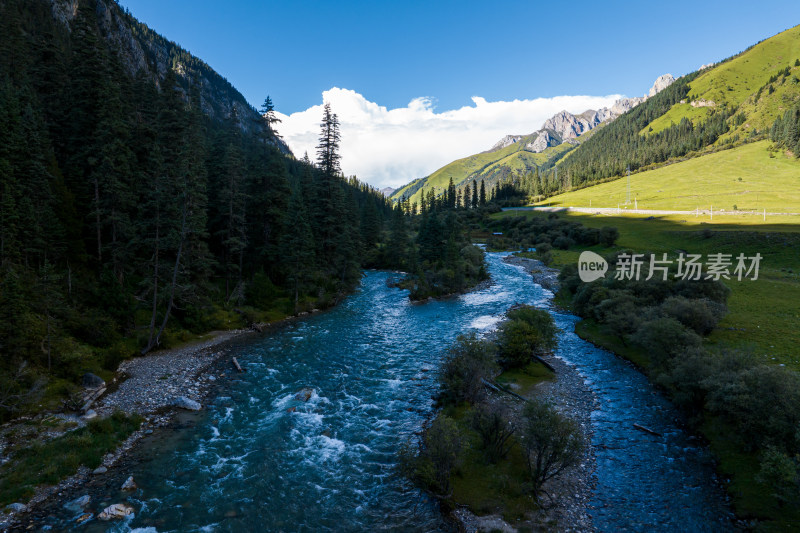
[391,135,576,205]
[644,25,800,137]
[540,140,800,213]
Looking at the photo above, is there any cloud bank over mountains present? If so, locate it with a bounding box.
[276,88,622,189]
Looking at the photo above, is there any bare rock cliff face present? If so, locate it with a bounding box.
[491,135,526,151]
[542,110,604,140]
[648,74,676,97]
[487,73,676,154]
[48,0,291,153]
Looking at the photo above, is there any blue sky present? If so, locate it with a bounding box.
[119,0,797,114]
[118,0,800,187]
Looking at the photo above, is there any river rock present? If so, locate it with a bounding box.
[171,396,202,411]
[82,409,97,420]
[294,388,314,402]
[76,513,92,524]
[121,476,137,491]
[82,372,106,389]
[92,466,107,475]
[63,494,90,512]
[98,503,134,520]
[5,503,27,513]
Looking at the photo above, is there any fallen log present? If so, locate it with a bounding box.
[81,386,106,413]
[532,354,556,373]
[632,423,662,437]
[232,357,245,373]
[482,378,530,403]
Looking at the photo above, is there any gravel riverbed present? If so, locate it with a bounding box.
[0,328,258,531]
[453,255,597,533]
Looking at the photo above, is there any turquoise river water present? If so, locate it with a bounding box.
[40,252,734,532]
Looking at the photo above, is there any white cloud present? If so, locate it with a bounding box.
[275,88,622,190]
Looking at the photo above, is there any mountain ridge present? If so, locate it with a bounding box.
[390,74,675,204]
[48,0,290,153]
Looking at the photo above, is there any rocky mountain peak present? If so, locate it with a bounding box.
[490,135,525,151]
[488,73,676,155]
[648,74,675,97]
[542,110,604,141]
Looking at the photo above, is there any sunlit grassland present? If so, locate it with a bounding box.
[494,209,800,367]
[539,141,800,214]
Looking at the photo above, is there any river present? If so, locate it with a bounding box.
[41,252,734,532]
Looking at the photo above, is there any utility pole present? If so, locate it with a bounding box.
[626,165,631,205]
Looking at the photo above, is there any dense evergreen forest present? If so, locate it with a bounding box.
[0,0,399,419]
[769,93,800,154]
[388,178,489,299]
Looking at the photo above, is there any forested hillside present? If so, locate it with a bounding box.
[395,25,800,208]
[0,0,393,418]
[545,25,800,197]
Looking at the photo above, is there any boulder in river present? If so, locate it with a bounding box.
[98,503,134,520]
[63,495,90,512]
[171,396,202,411]
[121,476,137,491]
[5,503,26,513]
[92,466,108,475]
[294,387,314,402]
[82,373,105,389]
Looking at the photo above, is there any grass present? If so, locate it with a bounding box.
[641,25,800,138]
[442,405,536,522]
[687,25,800,110]
[391,135,574,205]
[497,209,800,366]
[643,102,712,135]
[539,140,800,214]
[575,320,651,370]
[496,361,554,395]
[494,207,800,527]
[0,411,142,506]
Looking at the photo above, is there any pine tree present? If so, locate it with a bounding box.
[260,95,282,137]
[447,177,456,210]
[471,181,478,209]
[280,184,315,310]
[316,102,341,177]
[479,179,487,206]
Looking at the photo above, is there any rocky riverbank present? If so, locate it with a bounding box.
[502,255,560,292]
[451,351,598,533]
[452,254,596,532]
[0,321,290,530]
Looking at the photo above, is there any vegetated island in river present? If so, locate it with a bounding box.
[400,256,598,532]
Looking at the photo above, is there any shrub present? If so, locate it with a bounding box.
[498,320,541,369]
[629,317,702,369]
[521,400,584,499]
[594,293,642,337]
[506,306,558,351]
[497,308,558,371]
[552,235,575,250]
[707,364,800,452]
[398,416,463,497]
[599,226,619,246]
[469,403,516,464]
[537,251,553,266]
[660,296,724,335]
[438,333,498,406]
[674,279,730,304]
[757,447,800,505]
